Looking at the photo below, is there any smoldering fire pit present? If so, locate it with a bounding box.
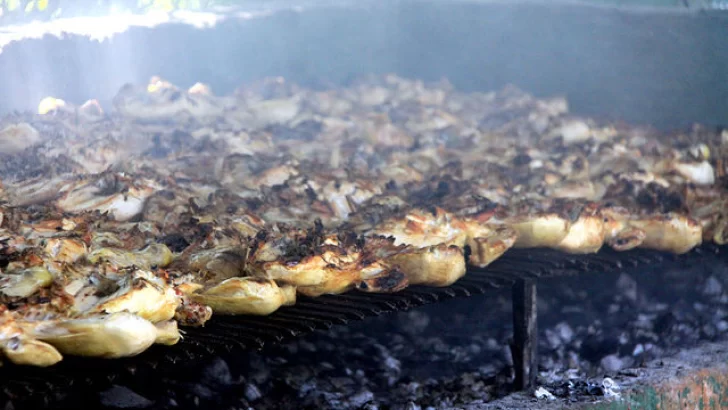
[1,2,728,410]
[3,245,728,410]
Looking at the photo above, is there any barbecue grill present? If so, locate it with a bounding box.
[0,1,727,409]
[3,244,725,408]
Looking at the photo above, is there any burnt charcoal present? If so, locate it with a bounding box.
[599,354,624,373]
[544,322,574,350]
[98,385,154,409]
[348,391,375,408]
[188,383,215,400]
[616,274,638,303]
[702,276,724,296]
[585,381,604,396]
[717,321,728,332]
[404,402,422,410]
[579,334,619,363]
[243,384,262,402]
[654,311,677,336]
[158,234,190,253]
[556,322,575,344]
[200,358,235,387]
[512,153,531,167]
[702,323,718,340]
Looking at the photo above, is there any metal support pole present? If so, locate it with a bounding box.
[512,278,538,390]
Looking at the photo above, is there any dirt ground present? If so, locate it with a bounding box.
[482,341,728,409]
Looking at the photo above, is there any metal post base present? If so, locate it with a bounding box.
[512,278,538,390]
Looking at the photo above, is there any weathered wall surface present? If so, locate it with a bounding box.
[0,1,726,129]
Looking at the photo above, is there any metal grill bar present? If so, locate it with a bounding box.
[0,244,725,398]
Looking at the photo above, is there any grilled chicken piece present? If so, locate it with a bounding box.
[191,277,296,316]
[386,243,465,287]
[44,238,88,272]
[370,207,469,248]
[601,206,701,254]
[365,208,468,286]
[296,237,410,297]
[598,178,703,253]
[294,265,408,297]
[113,77,227,122]
[174,294,214,327]
[682,185,728,245]
[154,319,182,345]
[88,272,180,323]
[37,97,70,116]
[503,209,571,249]
[21,312,168,359]
[87,243,174,271]
[244,227,411,296]
[601,206,647,251]
[56,173,161,222]
[0,309,62,367]
[552,202,607,254]
[627,213,702,254]
[463,220,518,267]
[293,235,410,296]
[0,267,54,299]
[187,246,249,284]
[248,229,358,288]
[0,123,41,154]
[64,268,180,323]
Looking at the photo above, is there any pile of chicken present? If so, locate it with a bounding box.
[0,75,726,367]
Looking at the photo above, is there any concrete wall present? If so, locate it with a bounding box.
[0,1,726,129]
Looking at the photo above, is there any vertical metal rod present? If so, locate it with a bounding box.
[512,278,538,390]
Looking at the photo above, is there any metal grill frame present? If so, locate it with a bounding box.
[0,244,724,401]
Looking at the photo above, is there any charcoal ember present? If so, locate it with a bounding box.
[187,383,215,400]
[703,276,724,296]
[599,354,624,373]
[400,311,430,334]
[545,328,562,350]
[243,383,262,402]
[549,381,574,398]
[98,385,153,409]
[717,320,728,332]
[616,273,638,303]
[162,397,178,408]
[555,322,575,344]
[158,234,190,252]
[294,381,316,400]
[702,323,718,339]
[200,358,236,387]
[654,311,677,335]
[586,381,605,396]
[402,401,421,410]
[329,377,355,389]
[580,334,619,363]
[347,390,374,408]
